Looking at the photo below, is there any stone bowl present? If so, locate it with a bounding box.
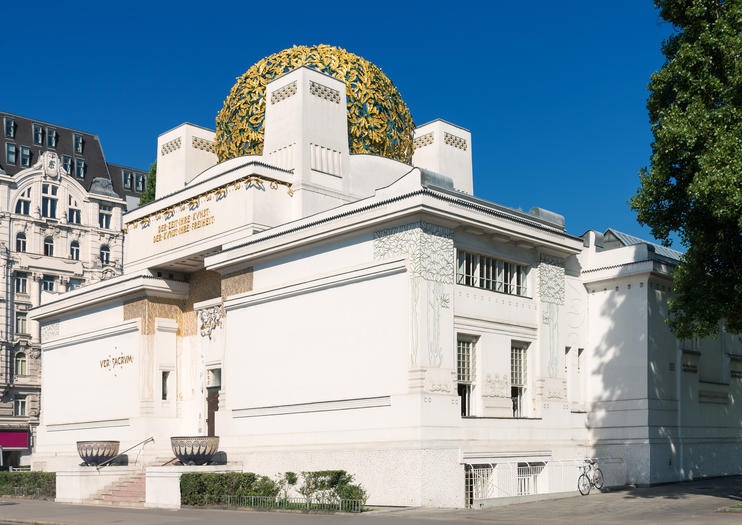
[170,436,220,465]
[76,440,120,466]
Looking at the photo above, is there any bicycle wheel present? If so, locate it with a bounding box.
[578,473,591,495]
[593,468,605,490]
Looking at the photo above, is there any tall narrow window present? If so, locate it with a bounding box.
[162,371,170,400]
[74,158,85,178]
[20,146,31,167]
[14,272,27,294]
[43,237,54,257]
[73,133,84,154]
[13,397,26,416]
[511,344,527,417]
[15,233,26,252]
[46,127,57,148]
[4,117,15,138]
[457,337,475,417]
[70,241,80,260]
[42,275,55,292]
[6,143,16,164]
[135,173,145,192]
[15,313,27,335]
[61,155,72,173]
[123,170,133,189]
[15,352,27,376]
[42,184,58,218]
[32,124,43,145]
[98,205,112,229]
[99,245,110,265]
[68,195,81,224]
[15,187,31,215]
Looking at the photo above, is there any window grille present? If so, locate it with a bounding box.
[456,249,528,297]
[517,463,544,496]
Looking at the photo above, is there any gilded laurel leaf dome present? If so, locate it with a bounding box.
[215,45,415,164]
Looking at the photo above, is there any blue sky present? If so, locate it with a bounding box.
[1,1,674,243]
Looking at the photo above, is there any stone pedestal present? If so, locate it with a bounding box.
[55,466,138,503]
[145,464,242,509]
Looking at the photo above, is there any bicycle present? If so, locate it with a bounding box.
[578,459,604,495]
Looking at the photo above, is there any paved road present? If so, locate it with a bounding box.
[0,476,740,524]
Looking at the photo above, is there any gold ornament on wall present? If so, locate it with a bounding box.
[215,44,415,164]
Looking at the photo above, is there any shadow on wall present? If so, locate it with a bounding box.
[587,279,742,486]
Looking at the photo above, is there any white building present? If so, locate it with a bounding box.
[27,49,742,507]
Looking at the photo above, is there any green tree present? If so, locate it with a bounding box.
[139,162,157,206]
[631,0,742,339]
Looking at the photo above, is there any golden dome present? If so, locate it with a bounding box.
[215,45,415,164]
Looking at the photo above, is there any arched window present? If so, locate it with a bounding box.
[15,232,26,253]
[15,352,26,377]
[70,241,80,261]
[99,245,110,265]
[43,237,54,257]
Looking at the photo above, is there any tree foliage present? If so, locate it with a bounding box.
[139,161,156,206]
[631,0,742,338]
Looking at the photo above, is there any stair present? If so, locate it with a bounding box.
[89,472,146,507]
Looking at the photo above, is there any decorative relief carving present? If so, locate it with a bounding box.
[270,81,298,104]
[199,306,223,339]
[413,132,434,150]
[309,81,341,104]
[373,222,454,283]
[482,373,510,398]
[40,322,60,342]
[538,256,565,305]
[160,137,182,156]
[443,132,467,151]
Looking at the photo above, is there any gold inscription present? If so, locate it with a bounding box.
[152,208,215,243]
[100,353,134,376]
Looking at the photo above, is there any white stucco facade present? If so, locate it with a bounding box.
[26,67,742,508]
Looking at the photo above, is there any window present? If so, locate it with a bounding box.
[61,155,72,173]
[42,184,58,218]
[15,233,26,252]
[511,344,528,417]
[15,312,27,335]
[162,371,170,400]
[20,146,31,167]
[135,173,145,192]
[74,158,85,178]
[99,245,110,265]
[123,170,133,189]
[456,249,529,297]
[517,463,545,496]
[5,143,16,164]
[457,337,475,417]
[42,275,55,292]
[43,237,54,257]
[69,279,82,291]
[15,187,31,215]
[70,241,80,260]
[98,205,112,229]
[13,397,26,417]
[46,127,57,148]
[73,133,84,154]
[68,195,81,224]
[4,117,14,138]
[32,124,43,145]
[15,352,26,376]
[14,272,27,294]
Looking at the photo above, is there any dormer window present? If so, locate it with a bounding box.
[33,124,43,145]
[135,174,145,192]
[15,188,31,215]
[6,143,16,165]
[46,127,57,148]
[42,184,58,218]
[123,170,133,189]
[4,117,15,138]
[74,158,85,178]
[20,146,31,167]
[73,133,84,154]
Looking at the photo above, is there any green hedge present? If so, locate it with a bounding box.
[181,472,279,506]
[0,472,55,497]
